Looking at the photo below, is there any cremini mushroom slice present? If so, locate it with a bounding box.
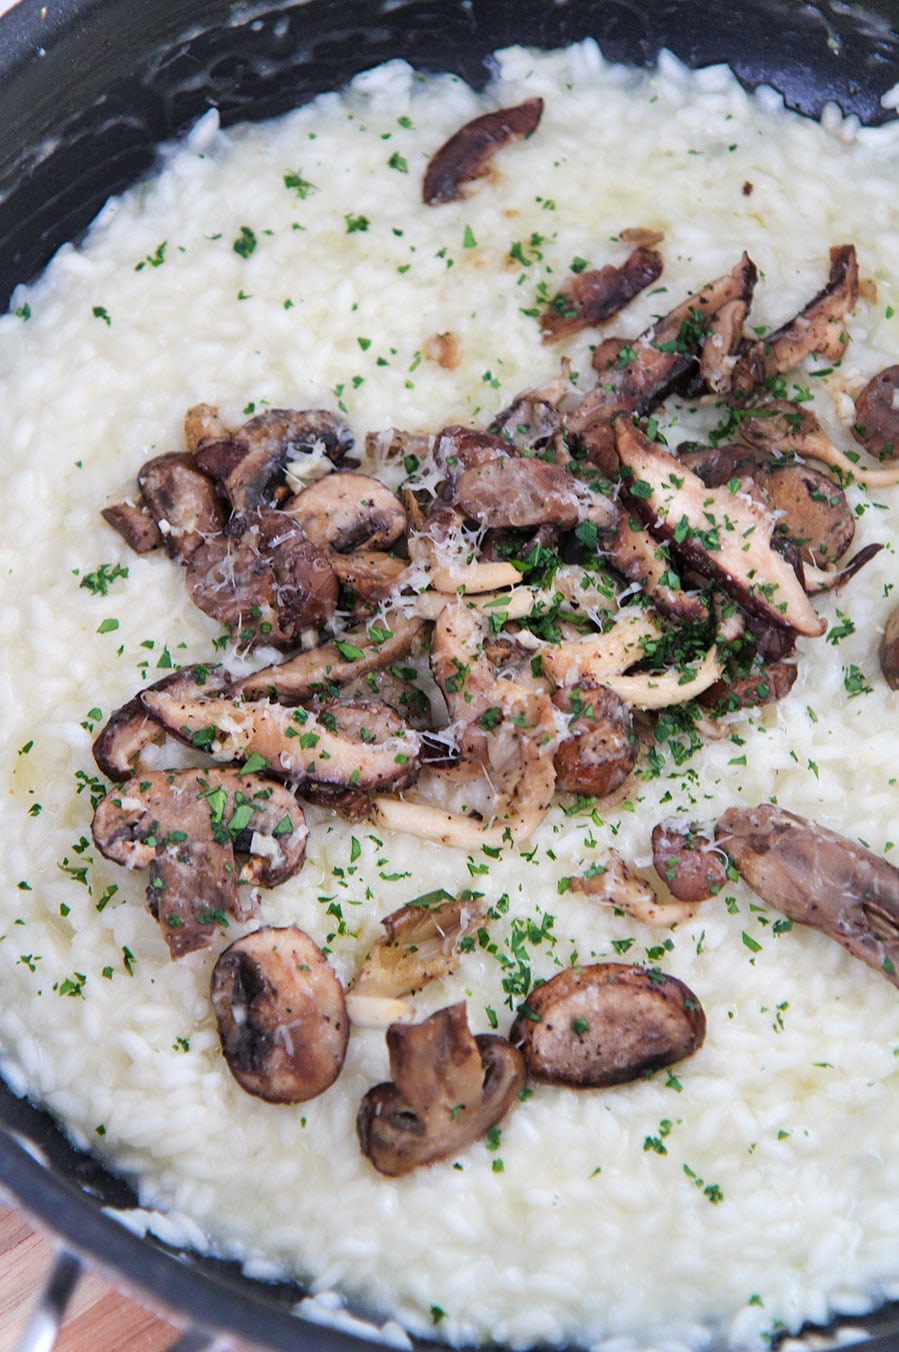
[510,963,706,1087]
[566,253,757,469]
[140,688,422,792]
[453,457,583,530]
[101,499,164,553]
[716,803,899,987]
[93,664,227,782]
[329,550,409,604]
[651,822,730,903]
[730,245,858,396]
[283,471,407,553]
[91,768,308,957]
[540,245,663,343]
[422,97,544,205]
[351,892,484,1000]
[614,419,825,637]
[137,452,226,562]
[552,685,637,798]
[195,408,354,511]
[211,926,348,1103]
[185,508,338,649]
[356,1003,526,1175]
[235,613,426,704]
[852,365,899,461]
[880,601,899,689]
[700,658,797,715]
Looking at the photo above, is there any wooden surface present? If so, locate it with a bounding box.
[0,1204,182,1350]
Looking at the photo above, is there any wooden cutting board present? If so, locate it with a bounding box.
[0,1205,182,1350]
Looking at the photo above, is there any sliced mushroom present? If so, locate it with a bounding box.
[601,513,711,627]
[183,402,228,452]
[651,822,729,902]
[101,499,164,553]
[852,365,899,461]
[734,398,899,489]
[614,420,825,637]
[283,472,407,553]
[433,426,514,483]
[329,550,409,604]
[700,658,797,715]
[340,664,432,731]
[93,664,227,782]
[91,768,308,957]
[716,803,899,987]
[453,457,583,530]
[571,850,700,927]
[351,894,484,999]
[510,963,706,1087]
[211,926,348,1103]
[137,452,226,561]
[195,409,354,512]
[540,246,663,342]
[235,614,425,703]
[184,508,338,649]
[880,602,899,689]
[730,245,858,396]
[140,689,422,792]
[552,684,637,798]
[357,1003,526,1175]
[422,97,544,205]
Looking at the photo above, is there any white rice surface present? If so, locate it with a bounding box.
[1,41,899,1351]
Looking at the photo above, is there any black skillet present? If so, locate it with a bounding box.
[0,0,898,1346]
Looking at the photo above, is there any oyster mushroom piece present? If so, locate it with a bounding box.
[91,769,308,957]
[137,452,226,561]
[853,365,899,461]
[422,97,544,205]
[736,399,899,490]
[510,963,706,1087]
[93,664,228,782]
[211,926,348,1103]
[730,245,859,396]
[651,822,729,903]
[351,894,484,1000]
[880,602,899,689]
[570,849,700,927]
[235,614,426,703]
[195,408,354,511]
[140,688,422,792]
[615,420,825,637]
[185,508,338,649]
[540,245,664,342]
[716,803,899,987]
[357,1003,526,1175]
[283,472,407,553]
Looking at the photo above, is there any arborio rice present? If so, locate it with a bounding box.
[1,37,899,1352]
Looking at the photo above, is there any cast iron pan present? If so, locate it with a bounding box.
[1,0,898,1347]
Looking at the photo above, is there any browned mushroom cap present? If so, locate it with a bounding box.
[651,823,729,903]
[141,687,422,792]
[541,246,663,343]
[283,472,406,552]
[566,253,757,470]
[195,409,354,512]
[137,452,226,561]
[185,508,338,649]
[422,97,543,205]
[183,403,228,452]
[351,894,484,1000]
[101,500,164,553]
[614,420,825,637]
[357,1003,526,1175]
[234,614,426,704]
[880,602,899,689]
[700,658,797,715]
[510,964,706,1087]
[716,803,899,987]
[552,685,637,798]
[434,425,513,483]
[730,245,858,397]
[453,457,583,530]
[211,926,348,1103]
[852,366,899,461]
[93,664,227,782]
[91,769,308,957]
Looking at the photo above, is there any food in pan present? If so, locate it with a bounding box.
[1,39,898,1351]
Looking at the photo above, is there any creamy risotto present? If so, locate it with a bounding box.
[2,40,899,1351]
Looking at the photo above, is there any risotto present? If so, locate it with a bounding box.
[1,39,899,1351]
